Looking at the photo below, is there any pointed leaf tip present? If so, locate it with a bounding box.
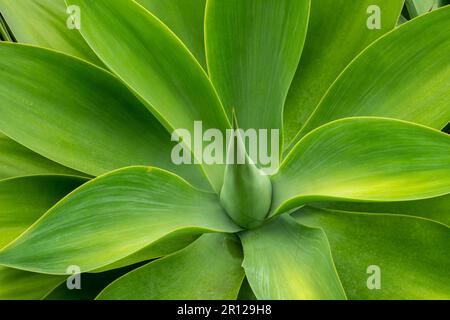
[220,127,272,229]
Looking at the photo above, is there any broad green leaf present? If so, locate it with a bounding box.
[271,118,450,217]
[283,0,404,146]
[293,207,450,299]
[0,43,209,190]
[312,194,450,227]
[240,216,346,300]
[0,167,240,274]
[92,231,199,273]
[137,0,207,68]
[0,0,101,64]
[97,234,244,300]
[0,175,86,249]
[45,263,144,300]
[0,174,84,300]
[0,266,63,300]
[0,134,83,179]
[293,7,450,145]
[67,0,230,192]
[205,0,310,146]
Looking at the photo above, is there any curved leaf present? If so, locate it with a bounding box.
[283,0,404,146]
[293,207,450,299]
[240,216,346,300]
[0,175,87,249]
[0,134,83,179]
[0,0,101,64]
[45,263,144,300]
[0,266,63,300]
[67,0,230,191]
[0,43,209,190]
[137,0,207,68]
[97,234,244,300]
[271,118,450,216]
[205,0,310,144]
[92,231,199,273]
[312,194,450,227]
[0,167,240,274]
[293,7,450,145]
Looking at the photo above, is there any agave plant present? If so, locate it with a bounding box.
[0,0,449,300]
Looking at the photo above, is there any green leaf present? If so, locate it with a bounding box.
[97,234,244,300]
[271,118,450,217]
[312,194,450,227]
[0,266,63,300]
[137,0,207,69]
[292,7,450,145]
[205,0,310,145]
[240,216,346,300]
[92,231,200,273]
[283,0,404,146]
[67,0,230,192]
[0,167,240,274]
[0,43,209,190]
[220,118,272,228]
[0,175,87,249]
[0,134,83,179]
[293,207,450,299]
[45,263,144,300]
[0,0,101,64]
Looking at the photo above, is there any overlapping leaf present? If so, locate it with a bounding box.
[0,134,83,179]
[283,0,404,145]
[0,167,240,274]
[312,194,450,226]
[97,234,244,300]
[0,43,209,190]
[0,175,86,248]
[45,263,144,300]
[240,216,346,300]
[137,0,207,68]
[206,0,309,147]
[294,207,450,299]
[0,267,63,300]
[67,0,230,191]
[0,0,100,64]
[291,7,450,146]
[271,118,450,216]
[0,174,84,300]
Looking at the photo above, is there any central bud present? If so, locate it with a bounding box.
[219,118,273,229]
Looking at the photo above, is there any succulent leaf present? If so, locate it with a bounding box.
[240,215,346,300]
[97,234,244,300]
[220,118,272,229]
[293,206,450,299]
